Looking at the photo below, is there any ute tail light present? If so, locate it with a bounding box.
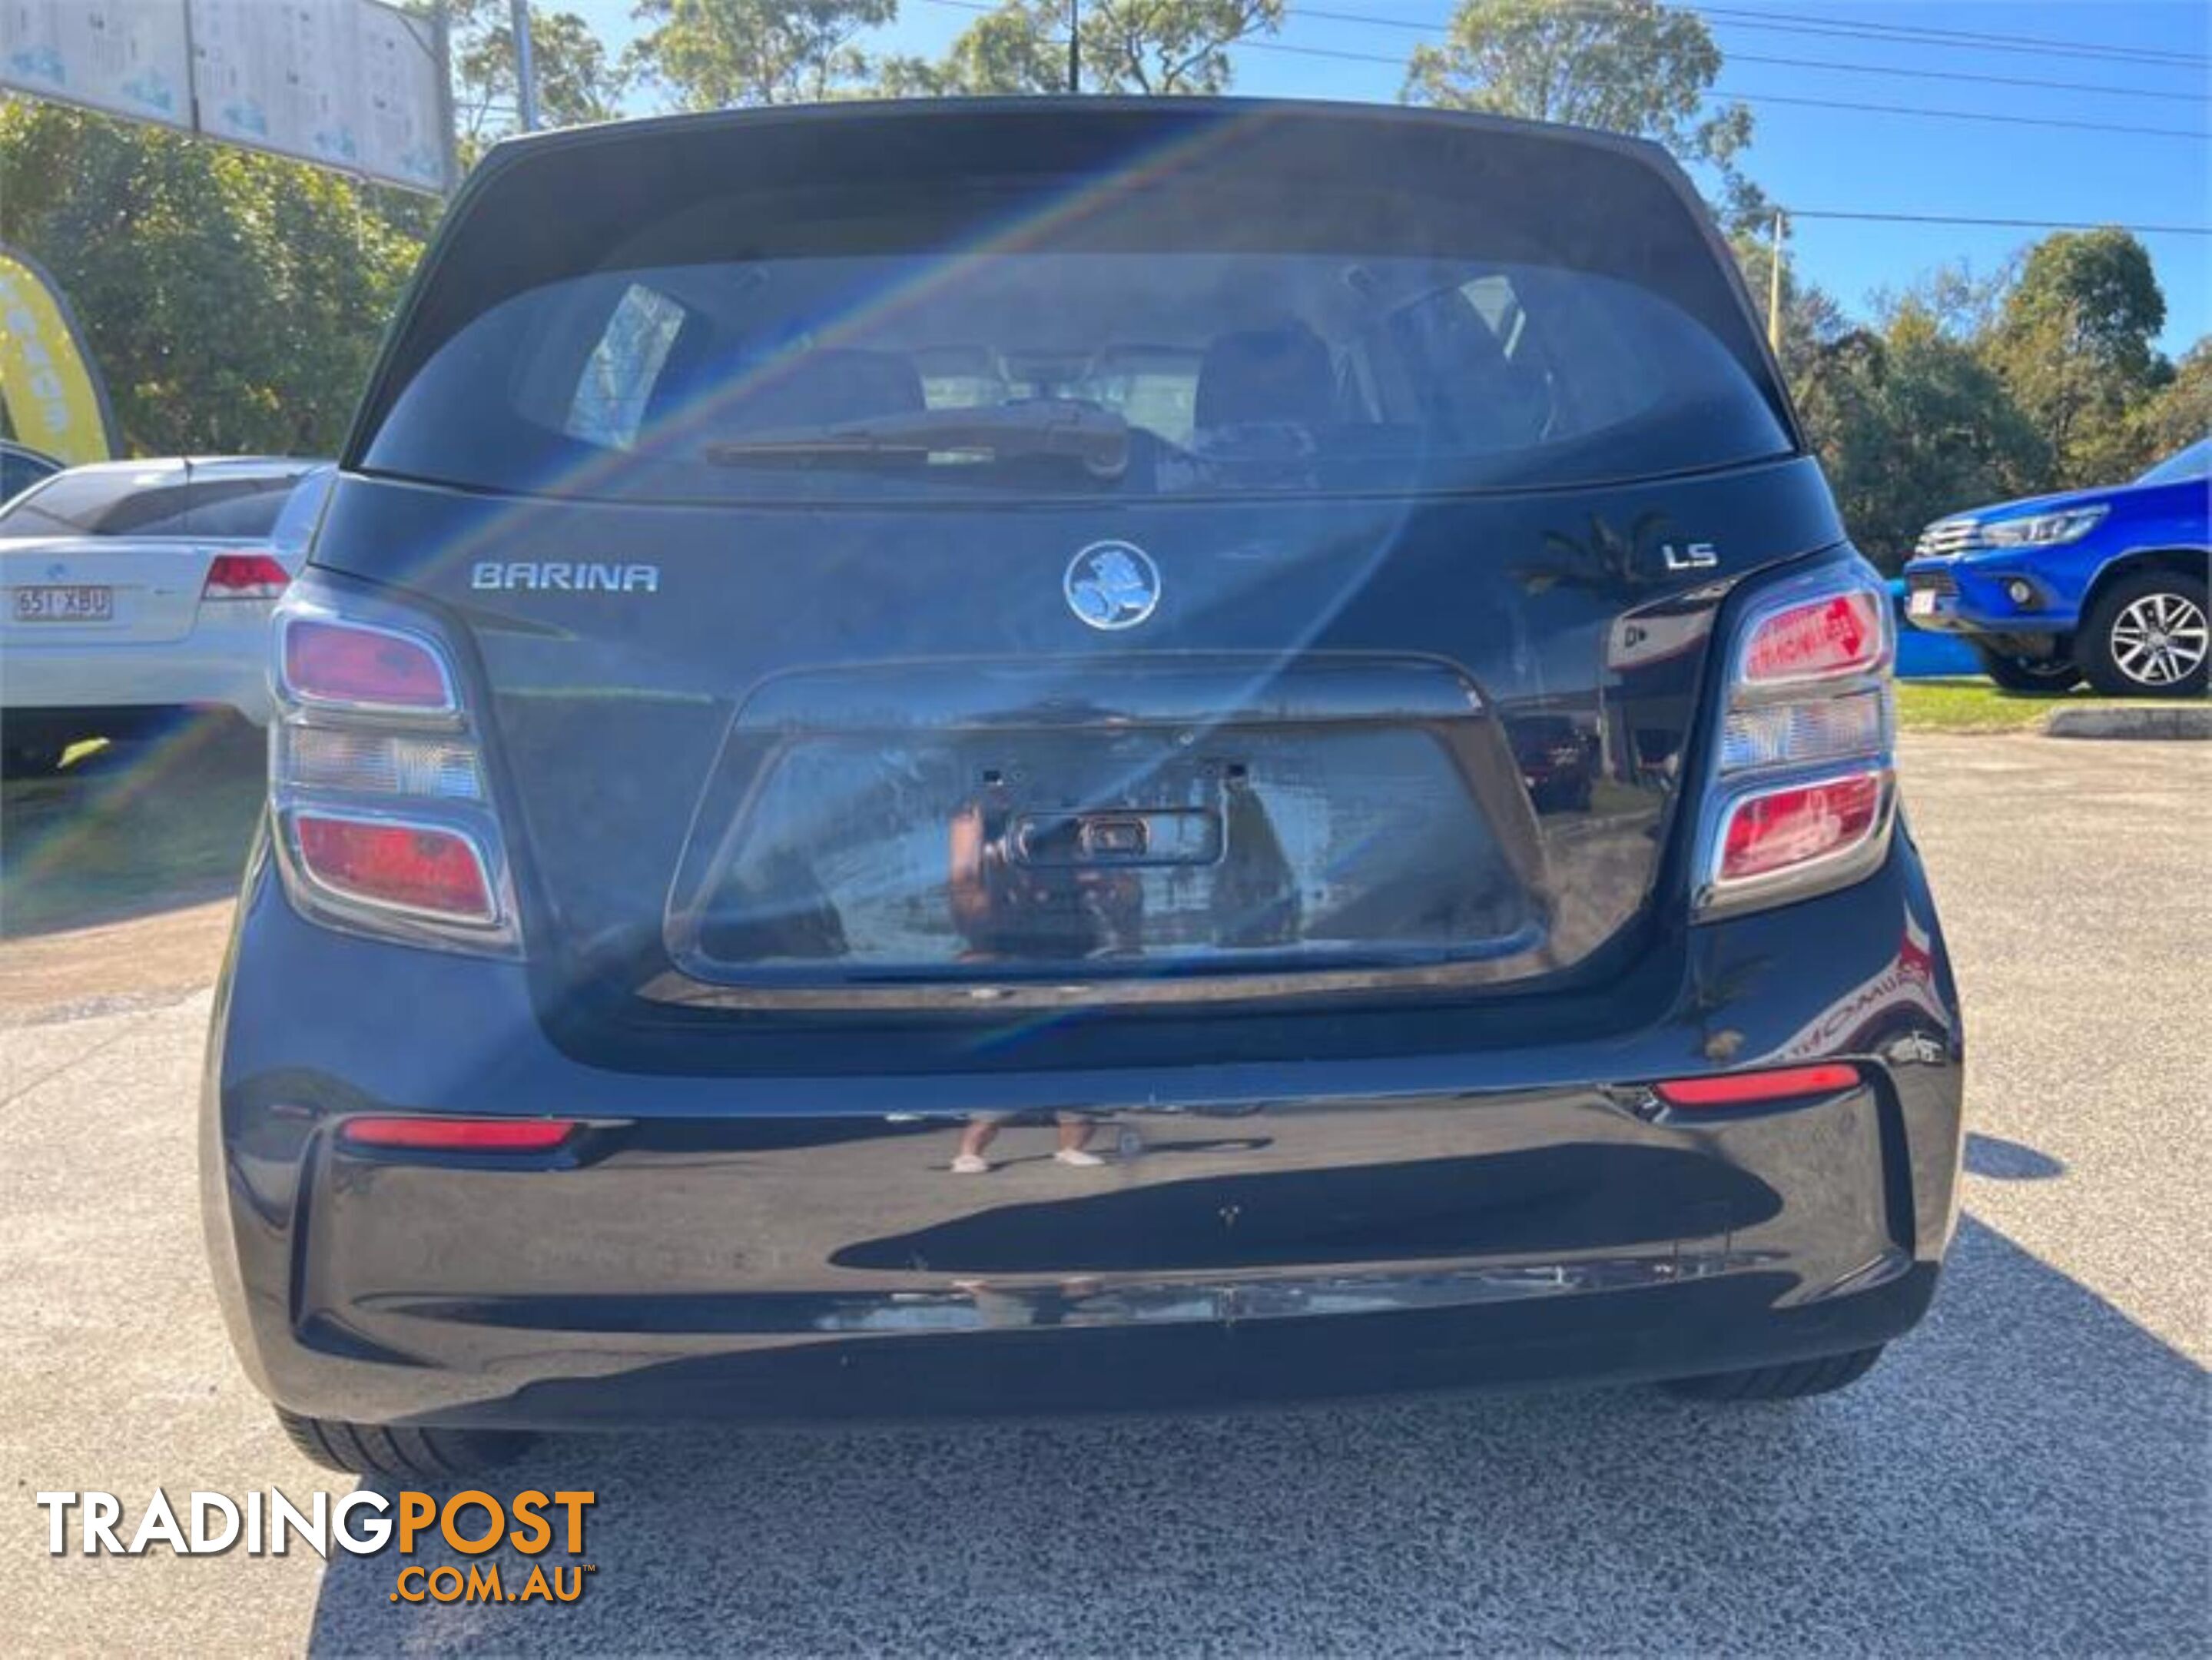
[270,584,518,954]
[1694,564,1897,918]
[201,552,292,601]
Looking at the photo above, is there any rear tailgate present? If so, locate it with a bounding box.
[320,101,1836,1036]
[318,458,1839,1019]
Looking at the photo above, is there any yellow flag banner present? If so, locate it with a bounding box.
[0,245,118,464]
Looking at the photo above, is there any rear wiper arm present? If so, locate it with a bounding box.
[702,403,1130,479]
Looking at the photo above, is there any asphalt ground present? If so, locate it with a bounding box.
[0,732,2205,1655]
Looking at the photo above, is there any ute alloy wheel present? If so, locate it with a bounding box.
[1970,644,2082,696]
[2084,571,2210,696]
[276,1407,535,1477]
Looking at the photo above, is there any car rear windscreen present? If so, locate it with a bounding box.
[0,466,317,539]
[359,105,1792,503]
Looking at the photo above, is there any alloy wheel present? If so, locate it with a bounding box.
[2108,591,2209,689]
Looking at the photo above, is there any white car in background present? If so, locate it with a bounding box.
[0,456,331,775]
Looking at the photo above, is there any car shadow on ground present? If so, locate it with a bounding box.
[306,1215,2207,1656]
[0,715,263,939]
[1964,1133,2067,1181]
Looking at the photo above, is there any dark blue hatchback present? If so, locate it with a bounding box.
[201,101,1965,1479]
[1903,440,2210,696]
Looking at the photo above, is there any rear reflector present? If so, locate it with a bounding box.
[1740,590,1883,683]
[1653,1064,1859,1107]
[283,617,455,712]
[340,1116,578,1151]
[293,812,496,922]
[1717,772,1885,884]
[202,553,291,601]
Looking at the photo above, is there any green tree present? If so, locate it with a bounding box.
[880,0,1282,97]
[1079,0,1282,93]
[628,0,897,108]
[877,3,1060,95]
[1729,228,1846,373]
[1796,304,2048,571]
[1402,0,1757,223]
[1986,227,2168,486]
[2134,337,2210,462]
[1872,259,2013,344]
[0,101,422,456]
[439,0,632,145]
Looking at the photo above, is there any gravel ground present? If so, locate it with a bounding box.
[1,732,2205,1656]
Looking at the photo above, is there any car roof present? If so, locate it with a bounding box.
[42,455,327,480]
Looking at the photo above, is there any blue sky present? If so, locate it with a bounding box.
[566,0,2209,356]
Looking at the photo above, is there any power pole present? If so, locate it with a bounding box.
[1766,207,1788,357]
[1068,0,1081,94]
[431,0,459,193]
[510,0,541,131]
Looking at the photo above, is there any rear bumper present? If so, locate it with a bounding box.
[203,836,1965,1428]
[1,611,277,729]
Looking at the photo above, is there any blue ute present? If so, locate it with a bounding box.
[1902,440,2209,696]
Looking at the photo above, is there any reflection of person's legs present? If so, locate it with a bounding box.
[1055,1112,1103,1168]
[953,1113,1105,1173]
[952,1117,1001,1174]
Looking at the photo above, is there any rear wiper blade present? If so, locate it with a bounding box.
[701,402,1130,479]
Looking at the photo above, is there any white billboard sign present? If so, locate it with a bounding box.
[350,0,447,189]
[2,0,448,193]
[1,0,193,129]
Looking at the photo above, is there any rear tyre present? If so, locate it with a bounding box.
[2,743,68,778]
[1972,644,2081,695]
[1661,1344,1885,1401]
[275,1407,535,1477]
[2080,569,2210,697]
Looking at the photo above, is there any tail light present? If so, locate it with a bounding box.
[1694,563,1896,918]
[269,583,519,954]
[293,814,496,921]
[202,552,291,601]
[283,617,454,711]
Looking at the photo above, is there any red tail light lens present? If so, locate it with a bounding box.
[1653,1064,1859,1107]
[340,1117,579,1151]
[293,812,496,922]
[202,552,290,600]
[282,617,455,712]
[1718,772,1885,883]
[1740,590,1883,684]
